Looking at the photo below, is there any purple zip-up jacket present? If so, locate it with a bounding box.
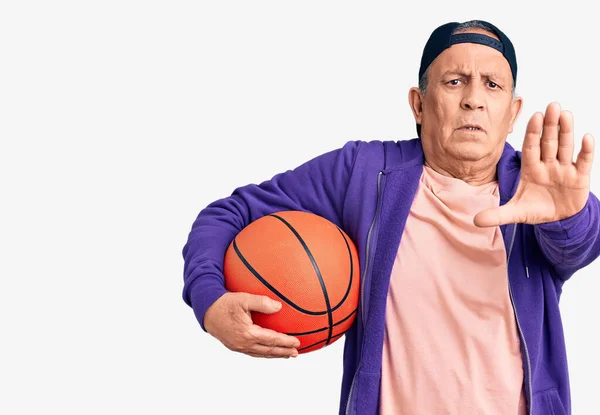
[182,138,600,415]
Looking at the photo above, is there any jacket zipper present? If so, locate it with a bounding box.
[361,171,384,326]
[506,223,533,415]
[345,171,384,415]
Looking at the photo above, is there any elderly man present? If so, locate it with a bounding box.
[181,20,599,415]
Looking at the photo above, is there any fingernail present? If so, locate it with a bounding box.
[292,351,298,357]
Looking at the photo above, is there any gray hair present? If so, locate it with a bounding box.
[418,20,516,98]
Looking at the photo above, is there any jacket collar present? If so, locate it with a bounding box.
[496,140,522,205]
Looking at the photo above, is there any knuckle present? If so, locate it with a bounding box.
[241,331,254,343]
[245,327,259,340]
[228,342,243,352]
[232,311,247,325]
[260,295,270,307]
[237,293,250,308]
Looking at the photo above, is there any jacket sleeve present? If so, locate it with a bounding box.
[181,140,362,331]
[534,191,600,280]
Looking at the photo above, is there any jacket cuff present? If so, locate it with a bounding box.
[535,196,591,240]
[188,278,228,332]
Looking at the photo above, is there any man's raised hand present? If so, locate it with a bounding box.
[474,102,595,228]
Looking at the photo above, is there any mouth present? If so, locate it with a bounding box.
[458,124,484,132]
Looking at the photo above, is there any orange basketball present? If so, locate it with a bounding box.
[223,210,360,354]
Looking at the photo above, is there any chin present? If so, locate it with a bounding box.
[448,142,490,162]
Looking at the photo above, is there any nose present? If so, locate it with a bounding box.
[460,83,485,110]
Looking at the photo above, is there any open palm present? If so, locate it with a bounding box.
[474,102,595,227]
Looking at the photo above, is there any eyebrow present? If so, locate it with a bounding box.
[441,70,507,81]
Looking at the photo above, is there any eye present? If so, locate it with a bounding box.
[488,81,499,89]
[448,79,461,86]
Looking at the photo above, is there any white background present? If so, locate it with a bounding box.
[1,1,599,414]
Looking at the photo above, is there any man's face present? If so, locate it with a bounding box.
[411,29,522,164]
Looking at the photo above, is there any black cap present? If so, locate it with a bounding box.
[415,20,518,137]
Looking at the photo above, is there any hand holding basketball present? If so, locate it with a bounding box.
[223,211,360,354]
[204,292,301,358]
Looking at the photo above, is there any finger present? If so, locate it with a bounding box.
[251,344,299,358]
[244,294,282,314]
[540,102,561,162]
[244,351,298,359]
[473,204,521,227]
[246,351,285,359]
[522,112,543,165]
[247,352,283,359]
[575,133,595,175]
[248,325,301,349]
[557,110,575,164]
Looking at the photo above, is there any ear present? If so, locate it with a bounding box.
[408,87,424,125]
[508,95,523,134]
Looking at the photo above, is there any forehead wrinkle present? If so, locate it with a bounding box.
[443,69,505,79]
[440,64,510,83]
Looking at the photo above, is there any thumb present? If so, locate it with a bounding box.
[474,203,520,228]
[245,294,282,314]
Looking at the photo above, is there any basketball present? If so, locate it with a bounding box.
[223,210,360,354]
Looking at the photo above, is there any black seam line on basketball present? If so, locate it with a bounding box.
[298,332,345,352]
[232,238,326,316]
[269,214,334,345]
[329,226,354,313]
[284,308,358,336]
